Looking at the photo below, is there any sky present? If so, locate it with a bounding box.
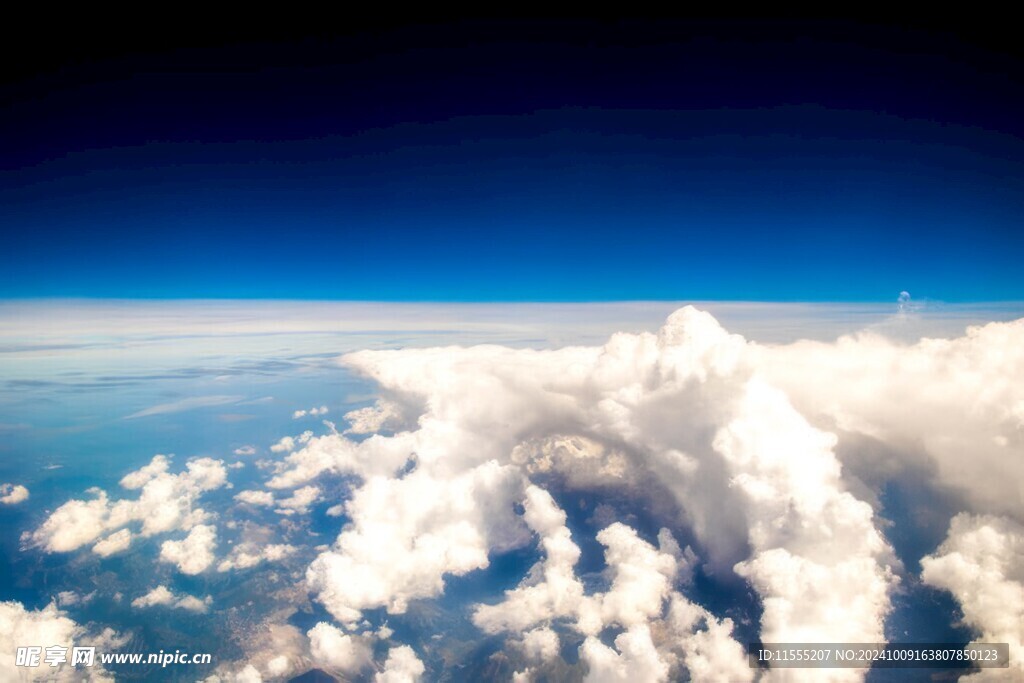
[1,16,1023,683]
[1,17,1023,301]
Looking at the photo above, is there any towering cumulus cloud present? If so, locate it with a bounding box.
[267,306,976,681]
[921,514,1024,682]
[757,318,1024,518]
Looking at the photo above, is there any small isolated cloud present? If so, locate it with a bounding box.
[131,585,212,613]
[274,486,320,516]
[218,543,297,572]
[28,455,226,556]
[269,431,313,454]
[159,524,217,575]
[125,395,243,419]
[55,590,95,608]
[175,594,214,613]
[233,445,257,456]
[293,406,329,419]
[235,490,275,507]
[0,483,28,505]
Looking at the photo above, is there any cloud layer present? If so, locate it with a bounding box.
[262,306,1007,679]
[21,304,1024,681]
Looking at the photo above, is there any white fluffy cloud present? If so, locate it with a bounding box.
[269,431,313,454]
[160,524,217,575]
[136,586,180,609]
[344,399,406,435]
[30,491,112,554]
[217,543,296,572]
[576,522,681,636]
[580,625,669,683]
[275,309,894,654]
[720,380,895,650]
[375,645,425,683]
[260,306,1024,680]
[233,445,257,456]
[0,600,123,681]
[515,626,560,663]
[293,406,329,419]
[921,513,1024,682]
[274,485,320,515]
[0,483,28,504]
[756,318,1024,518]
[472,485,584,634]
[92,529,132,557]
[665,594,754,683]
[234,490,275,506]
[119,455,171,489]
[131,585,211,613]
[306,462,527,625]
[55,590,95,607]
[475,488,750,682]
[28,455,227,555]
[201,623,309,683]
[306,622,372,676]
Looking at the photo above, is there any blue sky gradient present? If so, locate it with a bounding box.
[1,19,1022,301]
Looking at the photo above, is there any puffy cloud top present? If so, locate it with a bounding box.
[306,622,371,676]
[159,524,217,575]
[0,483,29,505]
[271,305,903,678]
[306,461,528,625]
[131,585,211,613]
[29,455,227,555]
[375,645,425,683]
[0,600,123,681]
[922,514,1024,681]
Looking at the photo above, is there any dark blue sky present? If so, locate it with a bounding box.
[2,17,1022,301]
